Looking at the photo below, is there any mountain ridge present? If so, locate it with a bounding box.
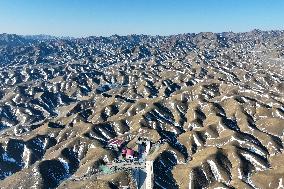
[0,29,283,189]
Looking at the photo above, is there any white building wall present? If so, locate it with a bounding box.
[145,160,153,189]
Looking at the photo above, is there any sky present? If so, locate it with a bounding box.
[0,0,283,37]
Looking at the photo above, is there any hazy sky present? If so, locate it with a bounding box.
[0,0,283,37]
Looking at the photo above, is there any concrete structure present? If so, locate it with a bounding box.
[144,160,153,189]
[132,160,153,189]
[132,169,147,189]
[106,160,153,189]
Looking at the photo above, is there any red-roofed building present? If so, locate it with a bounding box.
[126,148,134,159]
[108,139,125,150]
[122,148,127,154]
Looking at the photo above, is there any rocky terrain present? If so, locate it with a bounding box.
[0,30,284,189]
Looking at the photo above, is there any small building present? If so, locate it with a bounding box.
[122,148,127,158]
[99,165,113,174]
[122,148,127,154]
[108,139,125,150]
[126,148,134,159]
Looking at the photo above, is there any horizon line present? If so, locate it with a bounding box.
[1,28,284,39]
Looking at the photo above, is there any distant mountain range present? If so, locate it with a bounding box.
[23,34,74,41]
[0,30,284,67]
[0,33,75,45]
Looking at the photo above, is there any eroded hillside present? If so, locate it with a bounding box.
[0,30,284,189]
